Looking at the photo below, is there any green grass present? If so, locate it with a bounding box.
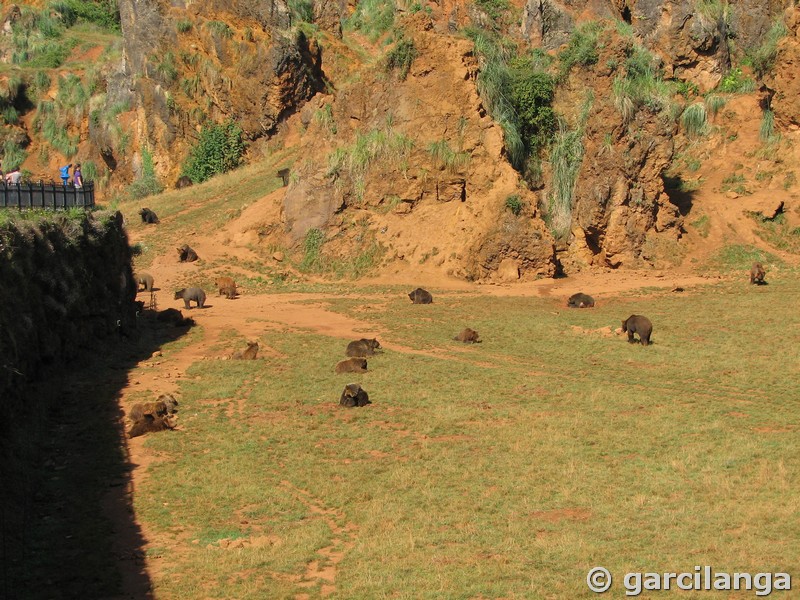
[117,147,297,270]
[680,103,708,137]
[721,172,748,195]
[548,123,584,239]
[427,139,470,173]
[134,278,800,598]
[326,125,414,201]
[760,109,776,143]
[612,44,676,124]
[689,214,711,238]
[709,243,780,271]
[749,213,800,254]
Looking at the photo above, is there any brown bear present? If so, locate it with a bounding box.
[339,383,371,408]
[346,338,382,357]
[335,357,368,374]
[621,314,653,346]
[567,292,595,308]
[135,272,155,292]
[453,328,481,343]
[175,175,193,189]
[139,207,159,224]
[156,393,179,414]
[232,342,259,360]
[750,262,766,285]
[174,287,206,309]
[215,277,237,299]
[128,401,168,423]
[128,414,178,438]
[177,244,199,262]
[156,308,195,327]
[277,168,291,187]
[408,288,433,304]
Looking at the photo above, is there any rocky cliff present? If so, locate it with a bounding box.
[2,0,799,278]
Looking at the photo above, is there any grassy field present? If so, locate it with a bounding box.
[134,277,800,598]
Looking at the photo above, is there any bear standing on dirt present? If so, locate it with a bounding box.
[177,244,199,262]
[174,287,206,309]
[215,277,238,299]
[336,357,368,373]
[408,288,433,304]
[567,292,595,308]
[135,272,155,292]
[621,315,653,346]
[453,328,481,343]
[339,383,371,407]
[750,262,766,285]
[346,338,382,357]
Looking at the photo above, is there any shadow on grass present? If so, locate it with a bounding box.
[0,314,193,600]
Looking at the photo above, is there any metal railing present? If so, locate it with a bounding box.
[0,181,95,209]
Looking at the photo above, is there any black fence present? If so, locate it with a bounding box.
[0,181,95,209]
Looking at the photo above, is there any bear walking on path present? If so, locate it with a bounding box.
[174,287,206,309]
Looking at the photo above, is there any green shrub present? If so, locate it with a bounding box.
[288,0,314,23]
[52,0,119,30]
[612,44,675,123]
[505,194,523,216]
[82,160,98,182]
[326,126,413,200]
[180,75,201,98]
[181,120,245,184]
[314,103,337,135]
[346,0,395,41]
[548,123,584,239]
[383,36,418,81]
[704,93,726,117]
[558,22,601,78]
[176,19,192,33]
[205,21,233,39]
[300,228,325,271]
[717,67,756,93]
[55,74,88,111]
[22,39,73,68]
[153,51,178,83]
[41,116,78,157]
[465,29,527,170]
[427,140,470,173]
[127,146,163,199]
[675,80,699,99]
[747,18,788,78]
[760,109,775,142]
[1,106,19,125]
[2,140,27,172]
[475,0,511,25]
[681,103,708,137]
[509,63,555,149]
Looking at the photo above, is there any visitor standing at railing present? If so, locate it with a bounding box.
[73,163,83,188]
[6,167,21,184]
[59,163,72,186]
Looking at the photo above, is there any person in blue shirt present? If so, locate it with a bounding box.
[60,164,72,186]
